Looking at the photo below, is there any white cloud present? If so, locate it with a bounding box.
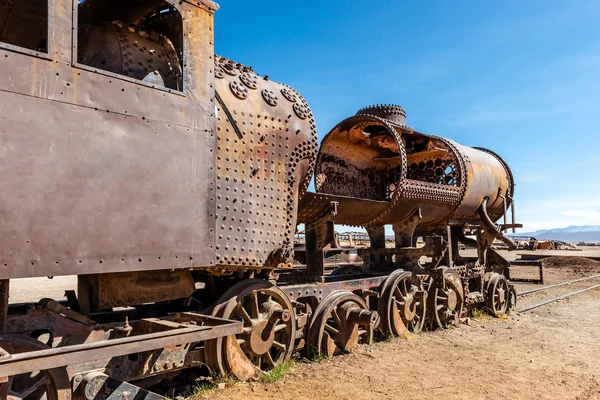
[513,195,600,232]
[564,210,600,220]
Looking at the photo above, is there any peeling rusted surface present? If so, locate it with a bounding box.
[0,0,217,279]
[80,270,196,310]
[213,56,318,270]
[310,105,513,230]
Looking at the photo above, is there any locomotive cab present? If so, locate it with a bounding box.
[0,0,219,283]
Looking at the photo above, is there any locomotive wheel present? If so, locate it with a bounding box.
[485,273,509,316]
[307,291,377,358]
[378,270,427,336]
[205,279,259,376]
[205,280,295,381]
[0,335,70,400]
[427,267,464,330]
[209,279,256,317]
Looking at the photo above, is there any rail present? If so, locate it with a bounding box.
[518,284,600,313]
[517,274,600,296]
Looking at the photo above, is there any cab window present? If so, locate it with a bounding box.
[77,0,184,91]
[0,0,48,53]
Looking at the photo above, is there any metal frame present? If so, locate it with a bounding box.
[0,0,55,60]
[0,314,242,377]
[507,260,544,284]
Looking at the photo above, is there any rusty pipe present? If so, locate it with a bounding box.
[479,197,516,250]
[499,194,508,227]
[508,194,517,234]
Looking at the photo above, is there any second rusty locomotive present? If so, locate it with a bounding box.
[0,0,521,398]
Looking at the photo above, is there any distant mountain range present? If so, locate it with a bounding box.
[512,225,600,243]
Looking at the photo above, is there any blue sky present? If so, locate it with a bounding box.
[215,1,600,232]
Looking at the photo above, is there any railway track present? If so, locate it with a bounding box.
[516,273,600,313]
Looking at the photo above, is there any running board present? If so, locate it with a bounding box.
[0,313,243,378]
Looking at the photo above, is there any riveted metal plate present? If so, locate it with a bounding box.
[229,79,249,99]
[0,0,217,279]
[214,57,318,269]
[261,88,279,107]
[281,87,298,103]
[215,65,225,79]
[239,72,258,89]
[293,101,310,120]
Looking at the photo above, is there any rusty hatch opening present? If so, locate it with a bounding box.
[316,115,464,204]
[315,118,403,202]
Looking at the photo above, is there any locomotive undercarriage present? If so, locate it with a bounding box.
[0,217,517,399]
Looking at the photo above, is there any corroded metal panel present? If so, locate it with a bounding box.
[314,104,513,230]
[448,143,513,224]
[0,0,217,279]
[213,57,318,269]
[297,192,388,227]
[0,94,214,278]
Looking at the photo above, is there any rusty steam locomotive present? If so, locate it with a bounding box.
[0,0,523,398]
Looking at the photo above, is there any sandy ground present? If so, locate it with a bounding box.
[9,275,77,304]
[202,257,600,400]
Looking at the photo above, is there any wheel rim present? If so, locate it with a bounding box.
[205,280,258,377]
[0,335,70,400]
[307,291,376,358]
[379,270,427,336]
[206,280,295,381]
[486,274,509,316]
[427,268,464,330]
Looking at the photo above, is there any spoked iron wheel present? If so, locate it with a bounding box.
[379,270,427,336]
[486,273,509,316]
[205,280,296,381]
[427,267,464,330]
[307,291,378,358]
[0,335,70,400]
